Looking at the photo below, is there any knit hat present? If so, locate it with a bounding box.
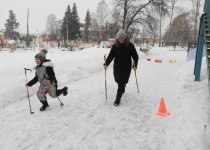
[35,49,48,62]
[116,29,127,39]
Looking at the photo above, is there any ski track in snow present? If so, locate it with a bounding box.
[0,47,210,150]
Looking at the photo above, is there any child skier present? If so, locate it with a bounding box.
[26,49,68,111]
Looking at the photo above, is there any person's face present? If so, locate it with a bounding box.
[117,37,125,44]
[35,58,41,65]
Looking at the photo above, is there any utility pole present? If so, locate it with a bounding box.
[27,8,29,47]
[106,20,108,41]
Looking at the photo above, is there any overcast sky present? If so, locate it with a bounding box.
[0,0,205,34]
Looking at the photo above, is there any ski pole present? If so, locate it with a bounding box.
[24,68,34,114]
[132,60,140,93]
[47,81,64,106]
[57,96,64,106]
[104,54,108,101]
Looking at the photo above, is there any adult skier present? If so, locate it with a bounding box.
[104,29,139,106]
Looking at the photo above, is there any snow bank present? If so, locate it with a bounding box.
[0,46,210,150]
[0,48,110,107]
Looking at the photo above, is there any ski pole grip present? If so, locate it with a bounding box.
[104,54,107,64]
[24,68,32,72]
[132,59,136,69]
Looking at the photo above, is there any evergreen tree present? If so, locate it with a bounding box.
[61,3,81,42]
[5,10,20,39]
[61,5,72,41]
[71,3,80,40]
[61,16,67,41]
[84,10,91,42]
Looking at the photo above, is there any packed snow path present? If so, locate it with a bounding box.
[0,47,210,150]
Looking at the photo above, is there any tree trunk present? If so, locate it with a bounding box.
[153,31,156,46]
[194,0,200,43]
[159,2,162,47]
[123,0,128,30]
[169,0,175,27]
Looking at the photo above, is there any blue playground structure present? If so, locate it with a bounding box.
[194,0,210,82]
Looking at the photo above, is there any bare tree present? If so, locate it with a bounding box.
[96,0,108,28]
[191,0,201,43]
[165,12,192,50]
[169,0,180,27]
[90,13,99,29]
[113,0,154,33]
[46,14,57,36]
[144,7,159,46]
[96,0,109,41]
[152,0,170,46]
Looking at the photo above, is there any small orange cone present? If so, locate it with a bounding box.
[156,98,170,117]
[155,59,162,63]
[168,60,173,63]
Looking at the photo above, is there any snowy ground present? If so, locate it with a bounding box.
[0,46,210,150]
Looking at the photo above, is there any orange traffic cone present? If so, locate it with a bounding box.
[156,98,170,117]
